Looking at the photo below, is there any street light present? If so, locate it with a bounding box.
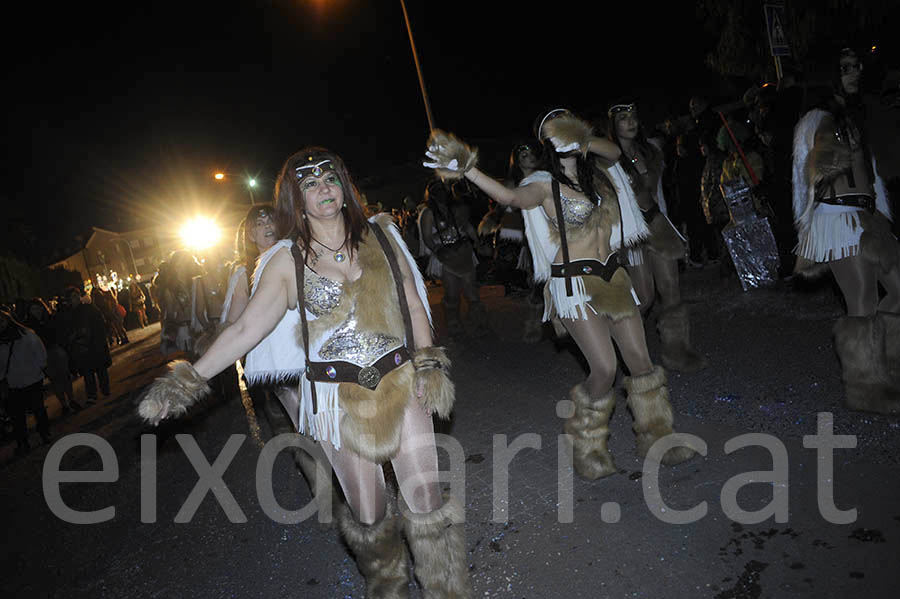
[213,171,258,204]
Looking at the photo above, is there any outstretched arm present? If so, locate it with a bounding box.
[193,249,293,379]
[466,168,545,209]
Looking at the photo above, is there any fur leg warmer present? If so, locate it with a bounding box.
[338,504,410,599]
[413,347,455,419]
[563,384,617,480]
[137,360,212,426]
[400,496,472,599]
[624,366,696,466]
[833,316,900,414]
[656,303,708,373]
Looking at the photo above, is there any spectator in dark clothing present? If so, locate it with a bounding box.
[57,287,112,405]
[673,134,706,265]
[23,298,81,413]
[1,309,50,456]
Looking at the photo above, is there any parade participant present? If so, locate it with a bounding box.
[138,147,471,598]
[607,101,707,373]
[792,47,900,413]
[424,109,696,479]
[57,287,112,405]
[153,250,204,357]
[418,176,487,338]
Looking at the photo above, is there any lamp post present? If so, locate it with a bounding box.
[213,171,258,204]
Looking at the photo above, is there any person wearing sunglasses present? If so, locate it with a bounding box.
[792,47,900,414]
[424,109,696,480]
[606,101,707,374]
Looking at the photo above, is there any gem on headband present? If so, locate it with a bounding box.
[295,159,335,180]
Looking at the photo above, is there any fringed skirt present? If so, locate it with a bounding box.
[543,265,640,323]
[795,204,864,262]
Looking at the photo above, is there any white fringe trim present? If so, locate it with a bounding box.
[795,205,863,262]
[498,228,524,242]
[516,246,529,271]
[626,246,644,266]
[298,377,342,450]
[544,277,597,321]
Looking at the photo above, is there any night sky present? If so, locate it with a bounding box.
[4,1,715,261]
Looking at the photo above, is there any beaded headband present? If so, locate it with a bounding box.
[295,158,336,180]
[607,103,636,119]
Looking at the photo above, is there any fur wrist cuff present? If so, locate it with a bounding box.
[425,130,478,180]
[413,346,455,419]
[137,360,212,426]
[542,114,592,150]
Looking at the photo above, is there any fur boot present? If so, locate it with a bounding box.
[833,316,900,414]
[624,366,696,466]
[563,384,617,480]
[337,504,410,599]
[656,303,707,373]
[400,496,472,599]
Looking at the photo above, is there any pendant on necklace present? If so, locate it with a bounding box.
[334,251,346,263]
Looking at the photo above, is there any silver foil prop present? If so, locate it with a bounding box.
[720,179,780,291]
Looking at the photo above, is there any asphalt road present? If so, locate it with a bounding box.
[2,266,899,598]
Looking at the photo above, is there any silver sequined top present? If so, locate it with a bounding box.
[304,267,343,317]
[547,192,595,229]
[305,267,403,366]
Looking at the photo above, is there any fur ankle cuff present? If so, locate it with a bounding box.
[413,346,455,419]
[137,360,211,426]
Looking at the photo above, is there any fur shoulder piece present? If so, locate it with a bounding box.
[792,109,829,234]
[370,213,432,327]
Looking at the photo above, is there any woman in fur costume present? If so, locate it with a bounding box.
[138,147,471,598]
[424,109,695,480]
[792,48,900,414]
[606,102,707,373]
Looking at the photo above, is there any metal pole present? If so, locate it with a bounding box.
[399,0,435,133]
[717,112,760,186]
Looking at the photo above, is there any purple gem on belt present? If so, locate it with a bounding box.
[394,352,402,365]
[325,366,337,379]
[583,265,593,274]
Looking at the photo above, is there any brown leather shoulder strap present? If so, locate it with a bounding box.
[289,242,316,413]
[369,221,416,351]
[551,179,573,296]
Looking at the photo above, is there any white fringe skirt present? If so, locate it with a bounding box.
[795,204,864,263]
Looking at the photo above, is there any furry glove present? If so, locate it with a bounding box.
[137,360,212,426]
[423,130,478,180]
[412,346,455,419]
[542,113,593,154]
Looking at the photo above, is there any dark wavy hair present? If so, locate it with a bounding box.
[506,139,545,187]
[531,109,616,202]
[273,147,368,263]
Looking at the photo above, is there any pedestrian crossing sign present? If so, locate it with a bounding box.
[765,4,791,57]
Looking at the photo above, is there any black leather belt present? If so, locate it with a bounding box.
[306,347,411,390]
[817,194,875,212]
[551,255,621,283]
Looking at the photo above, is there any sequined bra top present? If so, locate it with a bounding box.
[304,266,343,317]
[303,266,403,366]
[547,191,596,230]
